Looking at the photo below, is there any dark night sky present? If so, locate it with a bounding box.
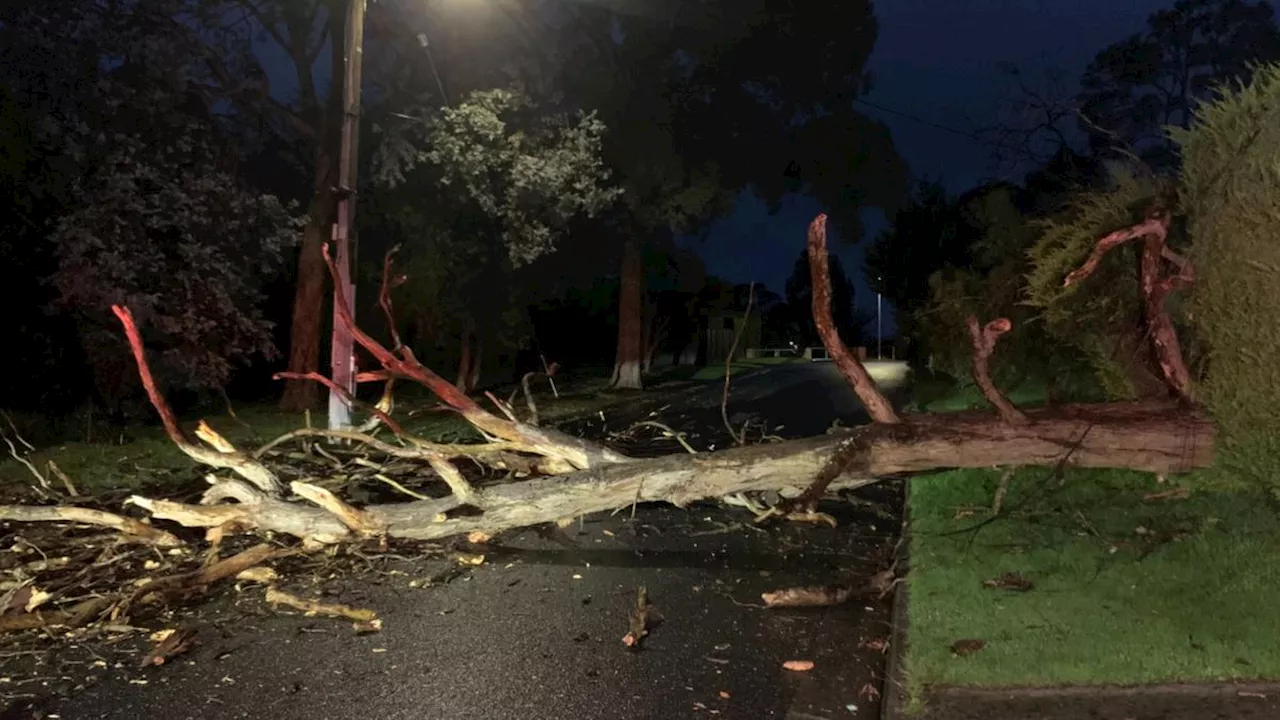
[690,0,1175,336]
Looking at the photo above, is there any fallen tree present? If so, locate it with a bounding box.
[1,214,1215,550]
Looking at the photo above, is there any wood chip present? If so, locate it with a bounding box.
[761,585,853,608]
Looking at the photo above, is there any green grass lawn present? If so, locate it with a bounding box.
[690,355,804,380]
[902,377,1280,705]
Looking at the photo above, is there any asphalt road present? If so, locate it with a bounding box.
[8,362,911,720]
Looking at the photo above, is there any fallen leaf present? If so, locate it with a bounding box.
[982,572,1034,592]
[140,627,197,667]
[859,637,889,653]
[782,660,814,672]
[950,639,986,657]
[454,553,486,566]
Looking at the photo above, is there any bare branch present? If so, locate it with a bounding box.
[806,215,900,424]
[112,305,282,495]
[966,316,1030,425]
[0,505,183,547]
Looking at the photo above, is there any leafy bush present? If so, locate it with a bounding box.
[1173,62,1280,487]
[50,120,300,410]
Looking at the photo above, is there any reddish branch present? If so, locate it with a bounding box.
[966,316,1029,425]
[320,244,627,470]
[272,371,405,435]
[806,215,900,424]
[379,244,408,351]
[111,306,282,495]
[1063,210,1195,404]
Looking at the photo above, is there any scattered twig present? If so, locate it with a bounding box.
[761,585,853,608]
[991,467,1015,515]
[1,435,51,498]
[539,354,559,398]
[139,627,198,667]
[274,371,405,436]
[622,586,658,649]
[519,372,540,426]
[45,461,78,498]
[265,586,379,624]
[631,421,697,455]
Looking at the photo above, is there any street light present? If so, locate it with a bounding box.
[875,275,882,360]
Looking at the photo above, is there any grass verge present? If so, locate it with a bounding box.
[902,378,1280,702]
[0,374,681,495]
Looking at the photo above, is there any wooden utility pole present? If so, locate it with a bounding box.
[329,0,366,431]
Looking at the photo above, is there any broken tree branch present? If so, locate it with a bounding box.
[966,316,1029,425]
[0,505,183,547]
[112,305,283,495]
[273,371,405,436]
[130,401,1212,544]
[806,215,901,424]
[1062,210,1195,404]
[320,244,629,472]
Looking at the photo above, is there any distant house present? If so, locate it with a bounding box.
[700,307,761,365]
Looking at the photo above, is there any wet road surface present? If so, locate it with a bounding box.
[6,362,911,720]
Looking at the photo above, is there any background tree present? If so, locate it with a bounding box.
[373,86,621,391]
[555,0,907,389]
[1078,0,1280,170]
[0,0,301,419]
[1173,62,1280,489]
[783,248,867,349]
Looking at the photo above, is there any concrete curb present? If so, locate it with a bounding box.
[881,478,912,720]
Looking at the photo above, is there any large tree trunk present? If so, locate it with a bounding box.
[455,327,474,393]
[279,21,345,414]
[132,401,1214,545]
[612,235,644,389]
[279,176,339,412]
